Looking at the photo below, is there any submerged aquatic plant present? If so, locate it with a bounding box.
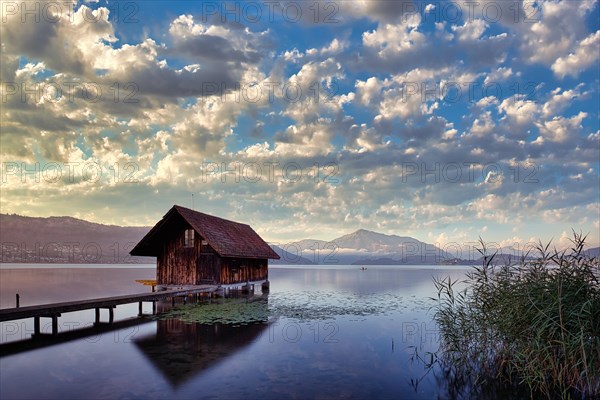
[158,296,271,326]
[432,232,600,398]
[158,289,411,325]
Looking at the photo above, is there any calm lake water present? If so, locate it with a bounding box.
[0,264,471,399]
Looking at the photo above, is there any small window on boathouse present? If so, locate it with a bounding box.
[184,229,194,247]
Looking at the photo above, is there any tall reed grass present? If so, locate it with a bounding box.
[432,232,599,398]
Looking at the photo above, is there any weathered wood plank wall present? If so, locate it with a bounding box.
[220,258,268,285]
[157,225,269,285]
[157,227,196,285]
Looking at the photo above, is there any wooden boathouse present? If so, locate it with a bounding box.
[130,205,279,287]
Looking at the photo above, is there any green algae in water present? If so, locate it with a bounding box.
[268,290,414,320]
[156,290,433,324]
[157,297,270,325]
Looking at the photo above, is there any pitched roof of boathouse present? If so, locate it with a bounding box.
[130,205,280,260]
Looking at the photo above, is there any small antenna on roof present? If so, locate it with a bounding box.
[191,193,195,210]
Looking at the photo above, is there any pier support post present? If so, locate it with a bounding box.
[32,314,61,337]
[262,280,270,293]
[139,301,157,316]
[51,315,58,335]
[95,307,115,324]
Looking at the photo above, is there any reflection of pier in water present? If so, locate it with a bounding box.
[0,317,153,357]
[135,303,268,387]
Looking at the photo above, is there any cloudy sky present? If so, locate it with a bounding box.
[1,0,599,250]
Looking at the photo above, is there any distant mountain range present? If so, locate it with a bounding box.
[275,229,454,265]
[1,214,598,265]
[0,214,150,264]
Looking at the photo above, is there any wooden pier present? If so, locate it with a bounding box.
[0,286,218,336]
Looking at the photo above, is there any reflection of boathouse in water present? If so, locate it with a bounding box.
[134,317,268,386]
